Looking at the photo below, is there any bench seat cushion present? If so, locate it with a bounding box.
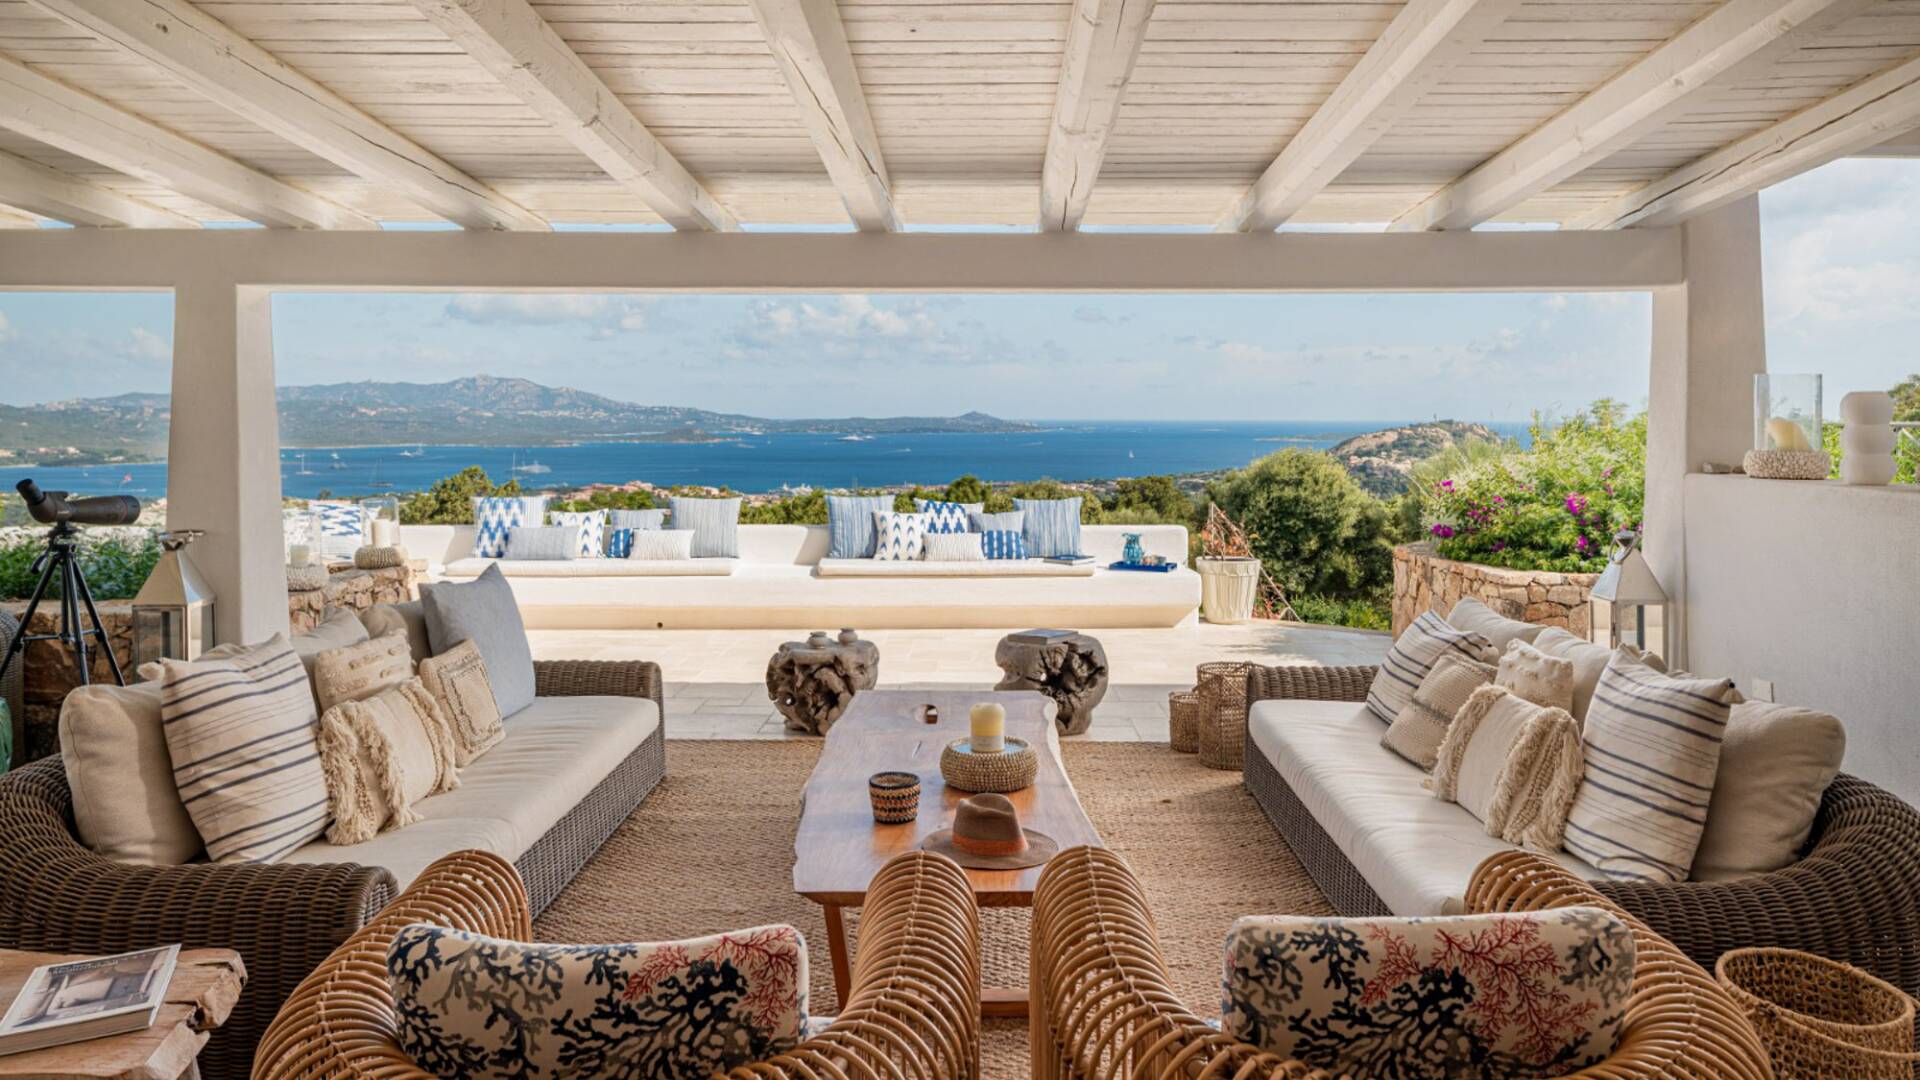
[815,557,1097,578]
[1249,698,1602,915]
[281,694,660,891]
[443,556,738,578]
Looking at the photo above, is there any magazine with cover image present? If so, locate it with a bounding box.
[0,945,178,1057]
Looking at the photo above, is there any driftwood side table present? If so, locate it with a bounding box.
[0,947,245,1080]
[994,629,1109,735]
[766,636,881,734]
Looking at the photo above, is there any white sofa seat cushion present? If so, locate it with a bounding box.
[1250,698,1602,915]
[815,557,1098,578]
[281,694,660,891]
[443,556,737,578]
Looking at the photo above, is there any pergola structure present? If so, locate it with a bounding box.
[0,0,1917,795]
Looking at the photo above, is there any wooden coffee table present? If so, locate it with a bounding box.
[793,689,1103,1018]
[0,948,245,1080]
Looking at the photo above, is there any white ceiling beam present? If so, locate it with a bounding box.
[0,206,40,228]
[1389,0,1881,232]
[1572,53,1920,230]
[411,0,735,232]
[0,149,198,228]
[1851,127,1920,158]
[745,0,895,231]
[1220,0,1521,232]
[0,55,373,230]
[1039,0,1156,232]
[29,0,547,231]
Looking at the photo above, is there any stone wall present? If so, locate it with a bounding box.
[4,563,415,765]
[1391,543,1598,639]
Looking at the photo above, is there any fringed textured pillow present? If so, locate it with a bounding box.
[1497,639,1577,712]
[1365,611,1496,723]
[311,632,415,714]
[1434,685,1584,851]
[1221,908,1635,1080]
[416,640,502,768]
[389,923,809,1080]
[318,679,458,846]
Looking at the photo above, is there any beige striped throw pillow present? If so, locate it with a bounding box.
[159,636,330,864]
[1365,611,1496,724]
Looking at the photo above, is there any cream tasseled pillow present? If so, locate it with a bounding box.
[1434,684,1584,852]
[1496,639,1577,712]
[312,632,415,714]
[1381,652,1496,770]
[317,679,459,846]
[417,640,503,768]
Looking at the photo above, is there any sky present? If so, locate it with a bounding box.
[0,157,1915,423]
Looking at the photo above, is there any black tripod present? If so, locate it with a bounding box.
[0,521,127,688]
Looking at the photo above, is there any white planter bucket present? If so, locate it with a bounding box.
[1197,557,1261,624]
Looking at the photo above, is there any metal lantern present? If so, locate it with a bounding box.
[1588,529,1668,654]
[132,530,216,669]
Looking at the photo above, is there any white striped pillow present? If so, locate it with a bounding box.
[1365,611,1496,723]
[1563,656,1738,882]
[159,636,330,864]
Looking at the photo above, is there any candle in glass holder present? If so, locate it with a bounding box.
[371,518,398,547]
[288,544,312,568]
[969,702,1006,754]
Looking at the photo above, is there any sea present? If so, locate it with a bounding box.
[5,419,1534,501]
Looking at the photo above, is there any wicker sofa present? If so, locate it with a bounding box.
[255,848,982,1080]
[0,658,664,1080]
[1031,844,1772,1080]
[1244,662,1920,999]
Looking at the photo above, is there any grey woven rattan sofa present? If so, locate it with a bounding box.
[1243,662,1920,999]
[0,658,663,1080]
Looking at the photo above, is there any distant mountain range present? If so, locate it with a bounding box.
[1327,420,1506,495]
[0,376,1039,464]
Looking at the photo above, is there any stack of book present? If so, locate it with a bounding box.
[0,945,177,1057]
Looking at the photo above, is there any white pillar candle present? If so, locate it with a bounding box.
[371,518,398,547]
[969,702,1006,754]
[288,544,312,568]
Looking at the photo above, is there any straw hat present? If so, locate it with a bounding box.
[920,793,1059,870]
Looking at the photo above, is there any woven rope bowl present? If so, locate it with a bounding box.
[1195,661,1252,770]
[939,737,1038,793]
[867,771,922,824]
[1167,691,1201,753]
[1716,947,1920,1079]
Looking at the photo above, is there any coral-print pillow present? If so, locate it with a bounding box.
[1221,908,1634,1079]
[389,923,808,1080]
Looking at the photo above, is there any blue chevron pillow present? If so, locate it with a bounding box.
[913,498,981,535]
[470,496,545,559]
[550,510,607,558]
[872,511,929,561]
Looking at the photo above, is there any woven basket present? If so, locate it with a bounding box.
[1716,947,1920,1079]
[1195,662,1252,771]
[940,738,1039,793]
[1168,691,1201,753]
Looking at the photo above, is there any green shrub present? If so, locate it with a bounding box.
[1206,449,1394,601]
[399,467,523,524]
[1290,591,1392,632]
[549,489,657,514]
[0,530,161,601]
[1824,421,1920,484]
[741,489,829,524]
[1106,475,1197,526]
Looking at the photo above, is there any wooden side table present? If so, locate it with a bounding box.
[766,637,881,734]
[993,630,1109,735]
[0,949,245,1080]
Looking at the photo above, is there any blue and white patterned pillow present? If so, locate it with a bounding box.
[607,527,634,559]
[1014,497,1083,558]
[668,496,741,558]
[471,496,545,559]
[981,529,1026,560]
[549,509,607,558]
[311,500,366,560]
[827,495,895,558]
[389,922,809,1080]
[971,509,1023,534]
[913,498,981,535]
[872,511,929,561]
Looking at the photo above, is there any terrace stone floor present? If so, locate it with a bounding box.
[528,621,1391,740]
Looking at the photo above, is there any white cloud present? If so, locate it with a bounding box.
[128,326,170,360]
[445,294,653,334]
[0,311,13,343]
[728,295,978,363]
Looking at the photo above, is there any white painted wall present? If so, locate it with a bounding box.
[1684,474,1920,803]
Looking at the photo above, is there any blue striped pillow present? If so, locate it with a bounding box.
[981,529,1026,560]
[1365,612,1496,723]
[607,528,634,559]
[1013,497,1082,558]
[914,499,981,534]
[668,496,741,558]
[827,495,895,558]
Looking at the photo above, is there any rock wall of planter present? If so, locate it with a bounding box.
[1391,543,1598,639]
[4,563,414,765]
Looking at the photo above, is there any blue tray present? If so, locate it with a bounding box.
[1108,561,1176,573]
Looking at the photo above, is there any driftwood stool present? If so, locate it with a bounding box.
[993,629,1108,735]
[766,636,881,734]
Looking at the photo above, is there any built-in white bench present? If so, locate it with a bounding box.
[403,523,1201,629]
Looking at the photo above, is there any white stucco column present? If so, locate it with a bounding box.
[167,279,288,644]
[1646,195,1768,666]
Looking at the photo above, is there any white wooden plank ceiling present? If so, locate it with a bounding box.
[0,0,1914,232]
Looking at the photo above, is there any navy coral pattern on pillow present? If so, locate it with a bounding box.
[1221,907,1634,1080]
[389,922,809,1080]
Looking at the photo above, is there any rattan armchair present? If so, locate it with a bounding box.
[1030,845,1772,1080]
[255,847,983,1080]
[0,657,663,1080]
[1244,661,1920,999]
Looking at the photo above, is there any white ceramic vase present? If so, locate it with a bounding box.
[1839,391,1895,486]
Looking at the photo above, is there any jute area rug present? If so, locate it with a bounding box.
[535,740,1334,1079]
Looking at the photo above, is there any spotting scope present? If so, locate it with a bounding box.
[16,478,141,527]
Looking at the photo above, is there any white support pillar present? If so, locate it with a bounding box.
[167,279,288,644]
[1645,195,1767,666]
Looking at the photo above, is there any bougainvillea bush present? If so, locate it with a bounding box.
[1422,400,1646,573]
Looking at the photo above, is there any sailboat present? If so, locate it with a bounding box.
[398,444,424,458]
[512,451,551,476]
[369,459,395,489]
[294,453,316,476]
[330,451,348,470]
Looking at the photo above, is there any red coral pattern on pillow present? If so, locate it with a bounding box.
[1221,907,1633,1079]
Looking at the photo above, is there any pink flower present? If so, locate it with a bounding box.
[1431,524,1455,539]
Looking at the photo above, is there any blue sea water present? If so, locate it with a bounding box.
[6,420,1534,501]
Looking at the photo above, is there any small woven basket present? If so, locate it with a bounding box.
[1715,947,1920,1079]
[940,738,1039,793]
[1168,691,1201,753]
[1195,661,1252,771]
